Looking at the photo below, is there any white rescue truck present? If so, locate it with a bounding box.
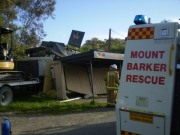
[116,15,180,135]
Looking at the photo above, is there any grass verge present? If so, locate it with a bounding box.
[0,93,107,115]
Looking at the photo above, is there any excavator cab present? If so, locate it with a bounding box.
[0,26,14,70]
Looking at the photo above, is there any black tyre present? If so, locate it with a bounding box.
[0,86,13,106]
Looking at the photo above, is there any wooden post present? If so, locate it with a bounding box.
[108,28,111,51]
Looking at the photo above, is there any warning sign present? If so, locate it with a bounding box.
[130,112,153,124]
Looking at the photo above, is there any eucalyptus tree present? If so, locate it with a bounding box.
[0,0,56,60]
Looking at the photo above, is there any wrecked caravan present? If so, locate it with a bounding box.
[23,41,124,100]
[60,50,124,97]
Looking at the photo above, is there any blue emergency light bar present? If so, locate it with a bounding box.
[134,15,148,25]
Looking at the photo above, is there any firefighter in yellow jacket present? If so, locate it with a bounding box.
[104,64,120,106]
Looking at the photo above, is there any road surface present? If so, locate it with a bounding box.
[1,107,116,135]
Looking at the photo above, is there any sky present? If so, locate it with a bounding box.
[43,0,180,45]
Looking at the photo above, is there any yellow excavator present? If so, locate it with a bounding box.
[0,26,29,106]
[0,26,24,81]
[0,26,14,70]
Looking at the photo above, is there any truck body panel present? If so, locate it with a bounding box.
[116,22,180,135]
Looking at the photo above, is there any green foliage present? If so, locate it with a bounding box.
[17,27,40,47]
[13,44,26,60]
[0,0,56,60]
[80,38,126,53]
[15,0,56,45]
[0,0,17,24]
[67,45,79,52]
[110,39,126,53]
[79,44,90,52]
[0,94,106,114]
